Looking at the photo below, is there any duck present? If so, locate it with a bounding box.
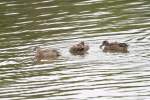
[100,40,129,53]
[34,47,60,61]
[69,41,89,55]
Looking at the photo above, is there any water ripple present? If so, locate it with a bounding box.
[0,0,150,100]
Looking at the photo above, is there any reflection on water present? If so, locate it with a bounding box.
[0,0,150,99]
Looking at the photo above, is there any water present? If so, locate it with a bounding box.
[0,0,150,100]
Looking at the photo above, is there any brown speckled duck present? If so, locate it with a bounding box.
[100,40,129,53]
[69,41,89,55]
[34,47,60,61]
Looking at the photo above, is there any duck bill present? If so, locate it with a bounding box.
[100,45,103,48]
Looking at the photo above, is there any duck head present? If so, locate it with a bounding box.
[80,41,85,46]
[100,40,109,48]
[34,46,41,51]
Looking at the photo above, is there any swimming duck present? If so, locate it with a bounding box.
[100,40,129,53]
[34,47,60,61]
[69,41,89,55]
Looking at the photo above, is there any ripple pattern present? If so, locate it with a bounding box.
[0,0,150,100]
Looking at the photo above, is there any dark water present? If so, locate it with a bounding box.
[0,0,150,100]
